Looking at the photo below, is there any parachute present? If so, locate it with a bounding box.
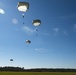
[10,59,13,61]
[32,19,41,36]
[17,2,29,24]
[26,40,31,44]
[25,40,31,47]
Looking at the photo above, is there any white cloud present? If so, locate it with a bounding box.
[59,13,76,19]
[41,31,50,36]
[33,28,50,36]
[22,26,49,36]
[73,24,76,32]
[63,30,68,36]
[35,48,46,52]
[15,28,19,31]
[0,8,5,14]
[12,18,18,24]
[54,28,59,32]
[53,28,68,36]
[22,26,34,35]
[38,31,50,36]
[53,28,59,36]
[74,24,76,29]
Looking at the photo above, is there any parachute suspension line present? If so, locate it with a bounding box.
[35,28,38,36]
[22,13,25,24]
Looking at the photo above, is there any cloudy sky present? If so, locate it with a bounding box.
[0,0,76,69]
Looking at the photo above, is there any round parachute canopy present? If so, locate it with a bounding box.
[10,59,13,61]
[17,2,29,12]
[26,40,31,44]
[32,19,41,26]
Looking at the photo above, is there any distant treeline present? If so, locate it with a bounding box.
[0,66,76,72]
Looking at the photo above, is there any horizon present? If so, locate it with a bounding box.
[1,66,76,69]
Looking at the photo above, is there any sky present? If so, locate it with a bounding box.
[0,0,76,69]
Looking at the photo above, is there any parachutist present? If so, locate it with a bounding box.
[23,22,24,24]
[36,28,38,31]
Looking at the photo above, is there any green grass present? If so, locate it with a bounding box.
[0,72,76,75]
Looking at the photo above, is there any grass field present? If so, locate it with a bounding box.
[0,72,76,75]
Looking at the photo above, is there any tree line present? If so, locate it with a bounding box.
[0,66,76,72]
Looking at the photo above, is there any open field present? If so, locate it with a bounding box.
[0,72,76,75]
